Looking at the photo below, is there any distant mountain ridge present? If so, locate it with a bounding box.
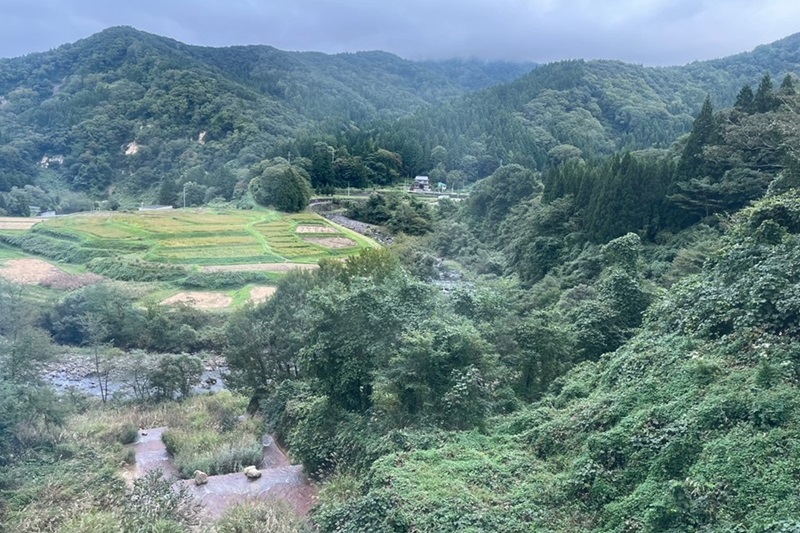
[369,30,800,174]
[1,26,799,200]
[0,26,534,198]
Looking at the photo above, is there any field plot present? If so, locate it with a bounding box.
[0,258,103,289]
[161,291,234,309]
[22,209,372,265]
[0,209,376,291]
[0,217,42,231]
[250,286,277,303]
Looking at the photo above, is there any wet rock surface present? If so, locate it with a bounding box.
[129,427,315,519]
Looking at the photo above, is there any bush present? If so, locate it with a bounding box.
[123,470,200,529]
[148,354,203,399]
[216,500,309,533]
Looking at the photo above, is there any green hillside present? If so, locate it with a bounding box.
[341,33,800,180]
[0,26,532,201]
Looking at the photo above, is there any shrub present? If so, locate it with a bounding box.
[123,470,200,529]
[216,500,309,533]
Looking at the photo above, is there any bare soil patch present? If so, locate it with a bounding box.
[0,217,41,230]
[250,286,277,303]
[303,237,357,249]
[161,291,233,309]
[295,224,338,234]
[202,263,319,273]
[0,258,104,289]
[0,258,62,284]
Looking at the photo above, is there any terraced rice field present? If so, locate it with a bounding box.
[15,209,375,267]
[0,209,378,300]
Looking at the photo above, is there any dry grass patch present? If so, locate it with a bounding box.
[161,291,233,309]
[0,258,62,284]
[0,217,41,230]
[302,237,357,249]
[250,286,277,303]
[202,263,319,273]
[295,224,338,234]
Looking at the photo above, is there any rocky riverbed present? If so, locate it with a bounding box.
[41,352,229,399]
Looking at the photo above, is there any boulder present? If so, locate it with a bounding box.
[243,465,261,479]
[194,470,208,485]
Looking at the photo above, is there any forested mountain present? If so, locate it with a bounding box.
[3,27,800,206]
[346,32,800,181]
[220,79,800,532]
[0,26,532,201]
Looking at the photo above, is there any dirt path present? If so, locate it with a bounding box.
[129,428,315,519]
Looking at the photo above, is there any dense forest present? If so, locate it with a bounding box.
[0,26,532,210]
[3,28,800,212]
[3,27,800,532]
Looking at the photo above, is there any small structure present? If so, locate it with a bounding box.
[139,204,174,211]
[412,176,430,191]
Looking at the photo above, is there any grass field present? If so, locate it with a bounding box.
[0,208,378,300]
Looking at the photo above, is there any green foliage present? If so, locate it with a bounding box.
[124,470,200,529]
[346,192,434,235]
[463,164,541,238]
[148,353,203,399]
[216,500,309,533]
[250,163,313,213]
[159,392,264,477]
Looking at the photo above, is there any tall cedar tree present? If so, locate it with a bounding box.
[676,96,716,182]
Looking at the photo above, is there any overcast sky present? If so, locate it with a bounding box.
[1,0,799,65]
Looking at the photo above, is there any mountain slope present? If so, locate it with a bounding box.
[368,32,800,175]
[0,26,531,198]
[314,191,800,532]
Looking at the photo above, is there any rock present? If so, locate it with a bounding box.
[243,465,261,479]
[194,470,209,485]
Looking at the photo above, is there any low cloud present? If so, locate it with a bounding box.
[1,0,799,65]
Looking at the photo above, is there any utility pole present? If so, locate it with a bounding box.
[183,182,187,208]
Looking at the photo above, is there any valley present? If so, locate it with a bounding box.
[2,22,800,533]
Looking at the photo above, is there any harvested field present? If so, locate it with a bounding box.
[250,286,277,303]
[295,224,339,234]
[302,237,358,249]
[161,291,233,309]
[202,263,319,273]
[0,258,104,289]
[0,258,62,284]
[0,217,41,230]
[40,271,104,290]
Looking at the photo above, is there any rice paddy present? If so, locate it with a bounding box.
[0,208,379,306]
[22,208,375,267]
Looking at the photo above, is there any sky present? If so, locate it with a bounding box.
[1,0,799,65]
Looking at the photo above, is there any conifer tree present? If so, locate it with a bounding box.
[676,96,716,181]
[734,85,755,113]
[780,74,796,95]
[158,177,177,206]
[754,72,777,113]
